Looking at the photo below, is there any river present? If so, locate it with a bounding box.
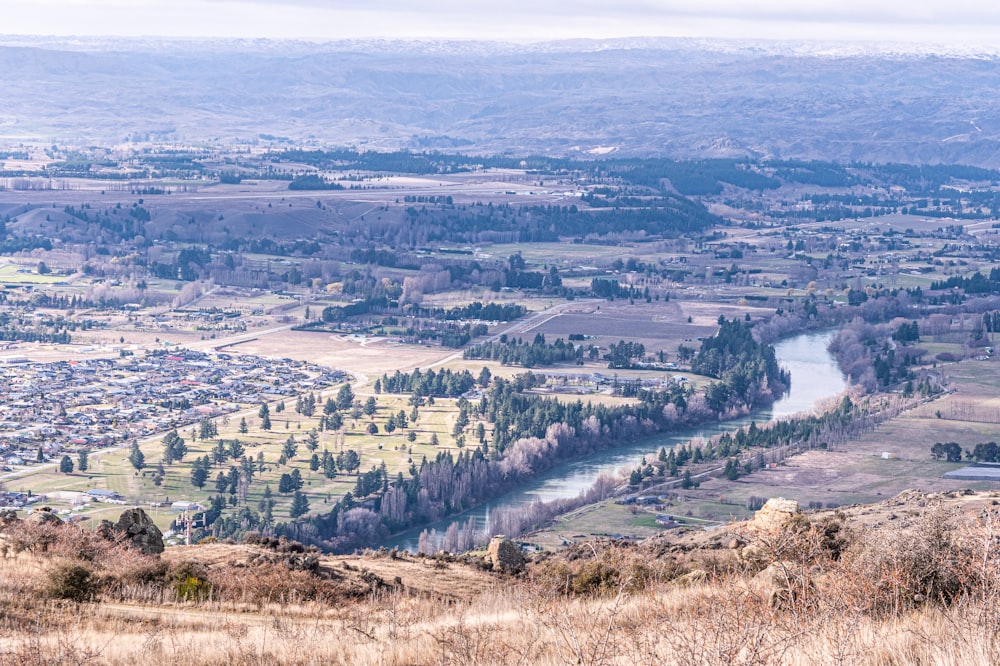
[384,329,846,551]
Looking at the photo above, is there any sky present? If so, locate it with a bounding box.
[2,0,999,47]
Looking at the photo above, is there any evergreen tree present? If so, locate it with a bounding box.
[191,463,209,488]
[77,450,89,472]
[336,383,355,410]
[289,490,309,518]
[259,403,272,431]
[282,435,297,460]
[322,450,337,479]
[212,440,228,465]
[161,430,187,464]
[681,469,695,489]
[302,393,316,417]
[258,484,274,513]
[227,439,245,459]
[198,418,218,440]
[59,455,74,474]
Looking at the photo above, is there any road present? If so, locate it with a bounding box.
[0,301,588,483]
[425,299,600,370]
[184,323,297,353]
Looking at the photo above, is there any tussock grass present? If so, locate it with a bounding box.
[4,496,1000,664]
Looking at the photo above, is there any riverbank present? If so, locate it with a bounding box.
[384,330,846,551]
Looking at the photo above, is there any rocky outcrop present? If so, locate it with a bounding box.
[25,508,62,526]
[737,498,806,567]
[485,536,525,574]
[749,498,801,533]
[751,560,814,608]
[99,508,164,555]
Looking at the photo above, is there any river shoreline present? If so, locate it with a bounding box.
[383,330,846,551]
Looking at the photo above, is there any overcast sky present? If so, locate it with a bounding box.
[2,0,998,46]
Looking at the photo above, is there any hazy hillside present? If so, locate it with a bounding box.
[4,38,1000,165]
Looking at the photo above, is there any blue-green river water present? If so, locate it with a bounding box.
[384,330,846,550]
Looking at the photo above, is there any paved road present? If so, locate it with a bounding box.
[425,299,600,370]
[0,301,591,483]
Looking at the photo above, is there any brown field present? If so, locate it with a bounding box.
[219,332,452,380]
[652,356,1000,524]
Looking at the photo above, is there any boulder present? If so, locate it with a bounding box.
[749,498,801,533]
[751,560,814,608]
[102,508,164,555]
[674,569,709,587]
[737,498,806,567]
[25,509,62,526]
[485,535,525,574]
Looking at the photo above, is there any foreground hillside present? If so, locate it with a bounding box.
[2,490,1000,665]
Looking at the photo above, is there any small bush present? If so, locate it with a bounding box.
[44,562,95,601]
[169,560,210,601]
[833,506,966,617]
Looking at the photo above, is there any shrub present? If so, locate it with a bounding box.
[832,505,967,617]
[169,560,210,601]
[44,561,95,601]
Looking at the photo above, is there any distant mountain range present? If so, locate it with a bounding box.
[3,37,1000,166]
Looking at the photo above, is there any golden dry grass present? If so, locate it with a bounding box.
[4,493,1000,665]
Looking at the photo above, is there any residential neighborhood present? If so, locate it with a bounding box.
[0,349,347,470]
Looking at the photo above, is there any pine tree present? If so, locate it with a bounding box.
[59,455,74,474]
[212,440,228,465]
[198,418,218,440]
[191,464,209,488]
[258,484,274,513]
[259,403,272,431]
[336,383,355,410]
[77,450,89,472]
[322,450,336,479]
[289,490,309,518]
[282,435,297,460]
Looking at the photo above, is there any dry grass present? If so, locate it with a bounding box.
[4,495,1000,665]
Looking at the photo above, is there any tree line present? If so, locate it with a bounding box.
[278,325,789,552]
[464,333,596,367]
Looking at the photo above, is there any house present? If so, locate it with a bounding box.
[87,489,125,503]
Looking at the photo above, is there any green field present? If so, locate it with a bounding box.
[0,263,68,284]
[9,389,488,532]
